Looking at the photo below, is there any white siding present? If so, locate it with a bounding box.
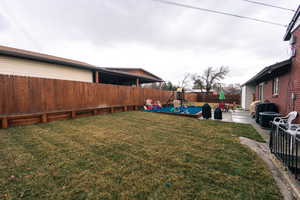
[0,55,93,82]
[241,85,256,110]
[241,86,246,109]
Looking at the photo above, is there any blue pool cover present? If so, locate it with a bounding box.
[145,106,202,115]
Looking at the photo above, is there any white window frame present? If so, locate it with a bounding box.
[291,47,296,58]
[272,77,279,95]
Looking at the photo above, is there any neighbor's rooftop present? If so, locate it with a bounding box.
[0,45,163,83]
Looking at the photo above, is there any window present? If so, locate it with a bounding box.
[291,47,296,57]
[272,77,279,95]
[258,82,264,101]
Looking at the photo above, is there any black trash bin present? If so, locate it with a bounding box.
[259,112,282,128]
[255,103,278,123]
[214,107,222,120]
[202,103,212,119]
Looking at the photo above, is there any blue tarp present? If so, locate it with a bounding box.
[145,106,202,115]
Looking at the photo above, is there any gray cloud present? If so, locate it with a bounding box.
[0,0,298,84]
[0,14,9,32]
[11,0,272,48]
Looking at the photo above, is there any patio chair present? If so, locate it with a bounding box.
[273,111,299,150]
[271,111,298,150]
[286,127,300,151]
[273,111,298,130]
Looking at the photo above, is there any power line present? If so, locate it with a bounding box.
[0,0,42,51]
[239,0,295,12]
[151,0,288,27]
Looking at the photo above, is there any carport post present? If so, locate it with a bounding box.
[95,71,100,83]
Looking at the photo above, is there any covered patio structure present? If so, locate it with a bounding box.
[93,68,163,86]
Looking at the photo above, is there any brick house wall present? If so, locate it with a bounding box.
[290,28,300,116]
[255,27,300,122]
[255,72,291,114]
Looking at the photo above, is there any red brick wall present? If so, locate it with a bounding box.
[255,72,291,114]
[289,27,300,122]
[255,27,300,122]
[292,27,300,113]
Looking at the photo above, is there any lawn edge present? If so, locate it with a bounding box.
[239,136,299,200]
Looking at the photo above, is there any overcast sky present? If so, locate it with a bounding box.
[0,0,298,86]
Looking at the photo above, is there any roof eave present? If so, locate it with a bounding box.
[243,59,292,85]
[0,49,101,71]
[104,67,163,81]
[283,5,300,41]
[100,69,163,83]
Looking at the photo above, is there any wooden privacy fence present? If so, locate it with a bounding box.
[185,93,198,102]
[198,94,240,104]
[0,75,174,128]
[185,93,240,104]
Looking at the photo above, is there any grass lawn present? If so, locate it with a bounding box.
[0,111,281,199]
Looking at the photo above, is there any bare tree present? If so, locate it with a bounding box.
[192,66,229,94]
[192,74,205,92]
[178,73,191,89]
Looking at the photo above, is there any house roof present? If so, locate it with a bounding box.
[243,59,292,86]
[0,45,163,83]
[284,5,300,41]
[0,45,99,71]
[100,68,163,82]
[104,67,163,81]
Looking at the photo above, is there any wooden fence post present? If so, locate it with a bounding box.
[71,111,76,119]
[41,114,47,123]
[93,109,98,115]
[2,118,8,129]
[95,72,100,83]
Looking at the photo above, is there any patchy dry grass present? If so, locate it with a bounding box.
[0,111,280,199]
